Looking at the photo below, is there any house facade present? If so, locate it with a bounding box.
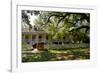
[22,25,70,50]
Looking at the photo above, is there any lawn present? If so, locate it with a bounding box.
[22,48,90,62]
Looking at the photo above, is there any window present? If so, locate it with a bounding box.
[39,35,42,40]
[32,35,36,41]
[46,35,48,40]
[25,35,29,39]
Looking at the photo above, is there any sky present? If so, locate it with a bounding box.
[28,13,37,26]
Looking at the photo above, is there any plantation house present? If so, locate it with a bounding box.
[22,24,71,50]
[22,24,89,50]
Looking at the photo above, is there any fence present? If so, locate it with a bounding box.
[45,43,89,49]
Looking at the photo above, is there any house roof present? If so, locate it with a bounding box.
[22,31,47,35]
[22,24,47,34]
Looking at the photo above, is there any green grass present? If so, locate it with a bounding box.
[22,48,90,62]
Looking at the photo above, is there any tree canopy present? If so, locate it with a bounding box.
[22,10,90,43]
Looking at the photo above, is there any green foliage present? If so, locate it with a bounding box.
[22,10,90,43]
[22,48,90,62]
[22,51,53,62]
[33,11,90,43]
[22,42,32,51]
[22,10,90,62]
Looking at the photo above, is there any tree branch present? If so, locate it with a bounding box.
[69,25,90,32]
[45,14,65,25]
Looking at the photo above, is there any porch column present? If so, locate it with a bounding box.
[43,34,46,48]
[22,34,25,42]
[29,35,32,45]
[36,34,39,49]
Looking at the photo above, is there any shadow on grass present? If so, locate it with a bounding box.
[22,48,90,62]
